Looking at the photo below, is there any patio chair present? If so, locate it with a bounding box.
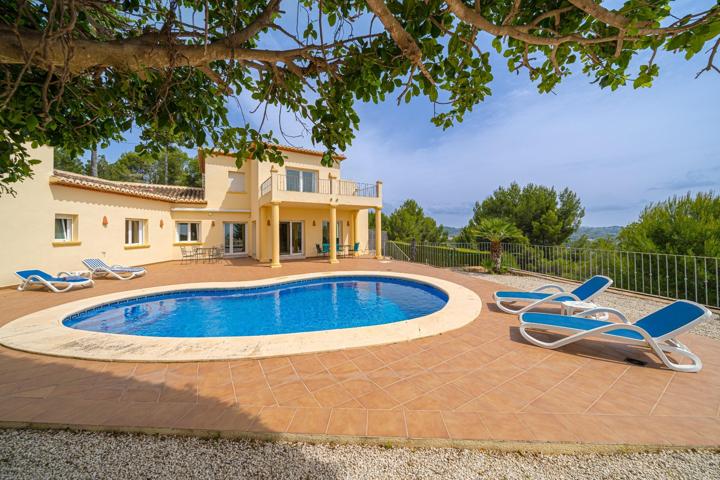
[321,243,330,256]
[519,300,713,373]
[494,275,613,314]
[180,246,197,264]
[352,242,360,255]
[16,269,94,293]
[82,258,146,280]
[315,244,325,256]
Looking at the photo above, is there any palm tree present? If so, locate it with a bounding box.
[471,218,525,272]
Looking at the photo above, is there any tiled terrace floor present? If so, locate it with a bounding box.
[0,258,719,447]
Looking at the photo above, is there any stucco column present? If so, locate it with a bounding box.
[352,211,360,256]
[270,202,281,268]
[375,207,383,259]
[329,205,339,264]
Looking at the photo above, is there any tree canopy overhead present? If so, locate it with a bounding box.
[2,0,719,194]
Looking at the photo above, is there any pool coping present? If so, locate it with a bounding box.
[0,271,482,362]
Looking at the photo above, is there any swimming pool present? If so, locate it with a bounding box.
[63,276,449,338]
[0,271,482,361]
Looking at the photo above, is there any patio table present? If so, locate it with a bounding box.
[194,247,220,263]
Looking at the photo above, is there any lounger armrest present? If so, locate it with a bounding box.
[531,284,565,293]
[57,271,73,277]
[574,307,631,324]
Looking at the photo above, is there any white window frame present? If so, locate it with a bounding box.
[125,219,147,246]
[228,171,246,193]
[176,221,201,243]
[54,214,75,242]
[286,168,318,193]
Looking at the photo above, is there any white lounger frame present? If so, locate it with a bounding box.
[16,272,95,293]
[87,264,146,281]
[494,275,613,314]
[519,300,713,373]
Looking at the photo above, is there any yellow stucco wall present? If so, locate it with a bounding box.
[0,146,377,287]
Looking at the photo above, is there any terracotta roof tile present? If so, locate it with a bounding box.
[51,170,206,203]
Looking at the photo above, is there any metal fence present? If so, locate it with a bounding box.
[384,241,720,308]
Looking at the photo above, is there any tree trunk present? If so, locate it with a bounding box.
[164,149,169,184]
[90,149,98,177]
[490,241,502,272]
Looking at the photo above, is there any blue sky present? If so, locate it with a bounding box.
[97,8,720,229]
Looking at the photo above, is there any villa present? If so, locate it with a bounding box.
[0,145,383,287]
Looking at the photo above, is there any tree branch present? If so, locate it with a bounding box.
[365,0,434,84]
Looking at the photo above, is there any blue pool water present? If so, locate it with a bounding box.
[63,276,448,338]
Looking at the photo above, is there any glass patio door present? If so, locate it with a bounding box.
[322,221,343,244]
[279,221,303,255]
[224,223,246,255]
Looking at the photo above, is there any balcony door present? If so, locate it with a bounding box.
[279,221,303,256]
[224,222,246,256]
[286,169,317,193]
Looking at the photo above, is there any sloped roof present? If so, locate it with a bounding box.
[50,170,206,203]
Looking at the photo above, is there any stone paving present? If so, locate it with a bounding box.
[0,258,718,447]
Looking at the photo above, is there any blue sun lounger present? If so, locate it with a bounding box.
[16,269,94,293]
[82,258,146,280]
[519,300,713,373]
[494,275,613,314]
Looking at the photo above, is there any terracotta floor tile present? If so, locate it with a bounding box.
[270,380,309,405]
[316,351,350,369]
[326,408,367,436]
[209,405,261,432]
[341,378,376,397]
[442,412,490,440]
[290,355,326,376]
[351,353,386,373]
[159,386,198,404]
[367,410,406,437]
[259,357,292,373]
[121,386,161,403]
[301,373,338,392]
[197,384,236,405]
[313,383,355,407]
[480,413,536,441]
[366,367,402,388]
[356,386,399,409]
[404,384,472,411]
[328,361,362,381]
[384,379,427,404]
[249,407,296,433]
[234,384,276,406]
[518,413,579,442]
[287,407,332,434]
[264,365,300,387]
[405,410,449,439]
[652,390,719,417]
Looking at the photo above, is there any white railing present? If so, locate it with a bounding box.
[385,240,720,308]
[262,174,379,197]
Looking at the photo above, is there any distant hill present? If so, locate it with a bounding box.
[571,225,622,240]
[443,226,463,238]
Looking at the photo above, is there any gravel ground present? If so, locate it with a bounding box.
[1,429,719,480]
[465,272,720,340]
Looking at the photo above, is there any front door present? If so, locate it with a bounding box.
[279,221,303,256]
[224,223,246,255]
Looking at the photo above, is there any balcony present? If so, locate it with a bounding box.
[259,174,382,208]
